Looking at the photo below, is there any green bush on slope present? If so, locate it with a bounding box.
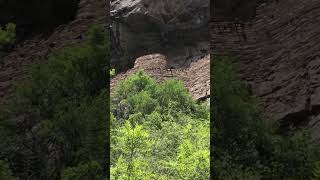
[0,23,16,45]
[0,25,110,179]
[212,57,320,179]
[110,71,210,179]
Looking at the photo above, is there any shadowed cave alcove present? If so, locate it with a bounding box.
[0,0,80,40]
[211,0,258,21]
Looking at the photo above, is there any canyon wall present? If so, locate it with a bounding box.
[211,0,320,141]
[110,0,210,69]
[110,0,210,100]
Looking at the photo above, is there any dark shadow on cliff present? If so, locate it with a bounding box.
[0,0,80,41]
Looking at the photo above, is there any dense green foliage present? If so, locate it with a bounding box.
[0,23,16,45]
[0,160,18,180]
[110,71,210,179]
[0,18,318,179]
[0,25,110,179]
[213,57,320,179]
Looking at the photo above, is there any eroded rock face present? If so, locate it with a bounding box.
[134,54,168,70]
[211,0,320,141]
[111,0,208,31]
[111,54,210,101]
[111,0,209,69]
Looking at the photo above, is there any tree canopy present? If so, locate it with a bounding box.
[110,71,210,179]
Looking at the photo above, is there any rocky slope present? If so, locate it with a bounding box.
[111,54,210,100]
[0,0,108,104]
[110,0,210,100]
[211,0,320,141]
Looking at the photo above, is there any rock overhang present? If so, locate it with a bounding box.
[110,0,210,69]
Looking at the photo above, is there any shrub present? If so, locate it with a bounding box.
[110,68,116,77]
[0,23,16,45]
[61,161,103,180]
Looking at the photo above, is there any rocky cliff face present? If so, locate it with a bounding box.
[111,54,210,100]
[211,0,320,141]
[110,0,209,69]
[0,0,80,38]
[0,0,108,104]
[110,0,210,100]
[212,0,257,21]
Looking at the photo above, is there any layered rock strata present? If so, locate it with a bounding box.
[211,0,320,140]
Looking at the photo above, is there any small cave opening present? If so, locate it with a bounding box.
[0,0,80,41]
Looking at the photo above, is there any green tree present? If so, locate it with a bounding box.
[111,119,154,179]
[0,160,18,180]
[212,57,320,179]
[61,161,103,180]
[313,161,320,180]
[111,71,210,179]
[0,25,110,179]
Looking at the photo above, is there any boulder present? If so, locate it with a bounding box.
[110,0,209,69]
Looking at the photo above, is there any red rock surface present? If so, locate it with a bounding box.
[111,54,210,100]
[211,0,320,135]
